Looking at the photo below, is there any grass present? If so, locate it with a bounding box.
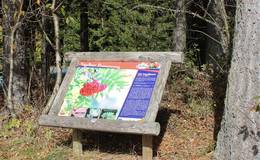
[189,98,214,117]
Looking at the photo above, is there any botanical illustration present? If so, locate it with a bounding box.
[58,66,137,118]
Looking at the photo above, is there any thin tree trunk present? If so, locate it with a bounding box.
[7,29,16,117]
[173,0,186,52]
[207,0,230,60]
[215,1,260,159]
[43,0,62,114]
[41,14,54,94]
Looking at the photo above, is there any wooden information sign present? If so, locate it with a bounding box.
[39,52,183,160]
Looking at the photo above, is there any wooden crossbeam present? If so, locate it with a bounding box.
[64,52,183,63]
[39,115,160,136]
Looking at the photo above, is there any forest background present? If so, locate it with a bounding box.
[1,0,257,160]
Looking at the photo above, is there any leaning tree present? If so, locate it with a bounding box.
[215,0,260,159]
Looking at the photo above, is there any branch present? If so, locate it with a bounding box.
[131,4,221,30]
[37,20,55,48]
[188,29,222,46]
[53,1,63,13]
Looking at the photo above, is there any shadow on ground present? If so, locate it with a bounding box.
[57,107,181,156]
[212,72,228,140]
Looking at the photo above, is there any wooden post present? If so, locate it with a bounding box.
[73,129,83,155]
[142,135,153,160]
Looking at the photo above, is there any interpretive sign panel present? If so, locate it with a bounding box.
[58,61,160,121]
[39,52,183,160]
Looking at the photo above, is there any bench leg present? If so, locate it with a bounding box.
[73,129,83,155]
[142,135,153,160]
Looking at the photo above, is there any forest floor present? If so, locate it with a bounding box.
[0,65,225,160]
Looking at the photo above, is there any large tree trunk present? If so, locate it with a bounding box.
[2,0,30,113]
[173,0,186,52]
[215,1,260,159]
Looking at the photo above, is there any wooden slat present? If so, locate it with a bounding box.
[64,52,183,63]
[144,59,172,122]
[39,115,161,136]
[142,135,153,160]
[73,129,83,155]
[48,58,79,115]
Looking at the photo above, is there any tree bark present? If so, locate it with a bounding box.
[2,0,30,114]
[43,0,62,114]
[207,0,230,61]
[41,14,54,93]
[215,1,260,159]
[173,0,186,52]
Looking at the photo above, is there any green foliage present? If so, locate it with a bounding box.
[185,43,201,68]
[89,0,175,51]
[23,120,35,136]
[44,147,68,160]
[4,118,21,130]
[44,128,54,142]
[91,68,129,91]
[63,67,129,113]
[188,98,214,117]
[62,14,81,52]
[34,32,42,65]
[62,0,175,52]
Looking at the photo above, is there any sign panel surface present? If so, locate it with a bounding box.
[58,61,160,121]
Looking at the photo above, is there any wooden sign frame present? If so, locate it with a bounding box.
[39,52,183,160]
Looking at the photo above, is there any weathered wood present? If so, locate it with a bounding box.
[73,129,83,155]
[144,59,172,122]
[39,115,161,136]
[142,135,153,160]
[48,58,79,115]
[65,52,183,63]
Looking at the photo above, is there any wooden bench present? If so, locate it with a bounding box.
[39,52,183,160]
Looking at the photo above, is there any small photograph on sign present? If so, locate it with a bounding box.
[100,109,118,120]
[86,108,102,119]
[58,61,160,121]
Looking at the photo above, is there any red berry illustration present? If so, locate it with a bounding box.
[80,79,107,96]
[154,62,160,68]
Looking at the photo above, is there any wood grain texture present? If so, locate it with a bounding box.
[73,129,83,155]
[39,115,161,136]
[48,58,79,115]
[64,52,183,63]
[142,135,153,160]
[144,59,172,122]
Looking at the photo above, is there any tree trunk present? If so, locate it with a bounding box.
[206,0,230,62]
[41,14,54,93]
[43,0,62,114]
[215,1,260,159]
[80,0,89,51]
[2,0,30,114]
[12,24,30,107]
[173,0,186,52]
